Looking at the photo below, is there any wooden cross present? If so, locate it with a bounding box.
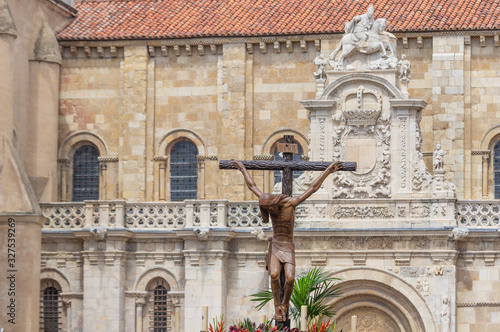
[219,135,356,196]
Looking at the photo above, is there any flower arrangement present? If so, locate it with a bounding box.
[208,317,341,332]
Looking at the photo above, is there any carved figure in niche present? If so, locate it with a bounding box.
[441,295,450,332]
[413,152,433,190]
[313,54,328,80]
[231,160,343,321]
[398,54,411,81]
[433,144,444,171]
[329,5,396,70]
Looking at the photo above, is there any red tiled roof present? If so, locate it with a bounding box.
[57,0,500,41]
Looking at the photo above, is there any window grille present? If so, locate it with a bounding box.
[40,281,61,332]
[170,141,198,201]
[72,145,99,201]
[494,141,500,198]
[147,279,171,332]
[153,285,168,331]
[273,141,304,185]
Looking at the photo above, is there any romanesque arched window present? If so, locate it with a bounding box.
[40,280,61,332]
[72,145,100,201]
[147,278,171,332]
[170,140,198,201]
[494,140,500,198]
[273,141,304,185]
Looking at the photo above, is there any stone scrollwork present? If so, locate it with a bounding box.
[412,113,433,191]
[332,206,394,219]
[331,87,390,199]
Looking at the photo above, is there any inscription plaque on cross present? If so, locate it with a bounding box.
[220,135,356,195]
[219,134,356,327]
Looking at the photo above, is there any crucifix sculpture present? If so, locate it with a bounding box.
[220,135,356,326]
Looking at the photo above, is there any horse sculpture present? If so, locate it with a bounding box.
[329,18,396,70]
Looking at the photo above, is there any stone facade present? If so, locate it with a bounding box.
[1,2,500,332]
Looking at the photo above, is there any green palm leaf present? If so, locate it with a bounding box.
[250,266,342,328]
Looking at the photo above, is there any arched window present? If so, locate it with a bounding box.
[147,278,171,332]
[72,145,100,201]
[40,280,61,332]
[494,141,500,198]
[170,141,198,201]
[273,141,304,185]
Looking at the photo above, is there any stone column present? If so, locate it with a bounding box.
[170,292,184,332]
[154,156,168,201]
[62,298,72,332]
[99,158,108,200]
[58,158,70,202]
[197,156,206,199]
[481,152,491,198]
[389,99,428,198]
[135,298,146,332]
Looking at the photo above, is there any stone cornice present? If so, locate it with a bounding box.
[58,31,500,48]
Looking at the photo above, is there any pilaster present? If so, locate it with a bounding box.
[432,36,466,199]
[120,46,148,200]
[74,229,132,332]
[178,230,233,331]
[390,99,428,198]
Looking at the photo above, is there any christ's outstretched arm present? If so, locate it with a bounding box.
[290,161,343,206]
[231,160,263,198]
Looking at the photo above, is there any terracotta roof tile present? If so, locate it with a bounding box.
[57,0,500,41]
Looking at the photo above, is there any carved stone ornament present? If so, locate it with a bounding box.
[251,228,268,241]
[90,228,107,241]
[332,206,394,219]
[328,5,397,70]
[331,86,390,199]
[194,228,210,241]
[449,227,469,241]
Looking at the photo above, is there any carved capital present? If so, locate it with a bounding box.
[472,150,490,161]
[97,156,119,163]
[154,155,168,161]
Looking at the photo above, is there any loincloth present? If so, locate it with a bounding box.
[266,238,295,271]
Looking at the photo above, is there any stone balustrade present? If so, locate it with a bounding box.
[40,198,500,230]
[456,200,500,228]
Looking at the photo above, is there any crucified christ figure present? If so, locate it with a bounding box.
[232,160,343,322]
